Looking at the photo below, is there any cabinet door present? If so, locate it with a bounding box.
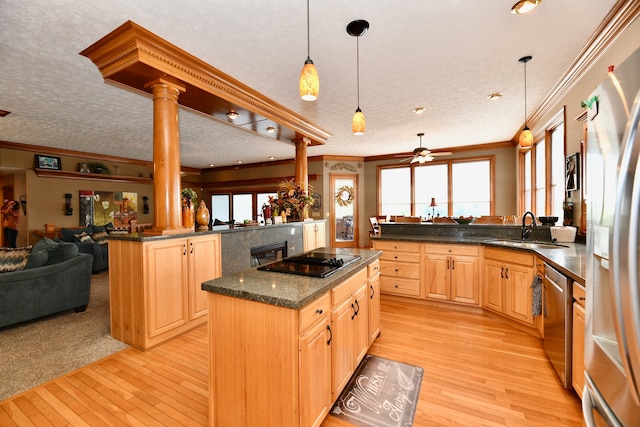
[303,223,316,252]
[450,255,480,305]
[504,264,534,325]
[572,301,585,397]
[299,317,332,427]
[146,240,188,337]
[331,296,356,399]
[353,284,369,365]
[424,254,450,301]
[188,235,221,321]
[368,273,381,345]
[483,260,504,313]
[315,222,326,249]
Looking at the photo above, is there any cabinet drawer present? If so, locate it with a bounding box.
[573,282,586,309]
[379,260,420,279]
[379,251,421,263]
[483,247,534,267]
[332,269,367,305]
[299,293,331,332]
[373,240,421,253]
[368,260,380,278]
[423,243,479,257]
[380,276,421,297]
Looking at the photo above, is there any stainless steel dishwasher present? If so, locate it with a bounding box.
[543,262,573,388]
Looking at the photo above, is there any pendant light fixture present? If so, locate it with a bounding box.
[347,20,369,136]
[299,0,319,101]
[511,0,542,14]
[518,55,533,149]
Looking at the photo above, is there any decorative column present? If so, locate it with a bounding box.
[293,136,310,190]
[145,78,187,234]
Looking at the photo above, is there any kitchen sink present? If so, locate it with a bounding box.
[484,239,569,249]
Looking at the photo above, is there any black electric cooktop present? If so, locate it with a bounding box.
[257,252,362,278]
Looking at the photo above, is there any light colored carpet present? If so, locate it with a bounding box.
[0,271,129,401]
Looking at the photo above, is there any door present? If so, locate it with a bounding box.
[330,174,358,248]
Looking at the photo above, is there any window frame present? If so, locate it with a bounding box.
[377,155,495,218]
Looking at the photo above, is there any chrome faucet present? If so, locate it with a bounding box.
[521,211,537,240]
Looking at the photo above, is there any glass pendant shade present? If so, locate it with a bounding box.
[299,58,319,101]
[352,107,365,135]
[519,127,533,148]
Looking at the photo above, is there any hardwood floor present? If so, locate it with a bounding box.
[0,297,582,426]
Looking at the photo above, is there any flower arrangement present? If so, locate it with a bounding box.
[181,188,198,207]
[269,178,314,218]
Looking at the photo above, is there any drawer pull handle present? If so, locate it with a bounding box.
[354,299,360,316]
[505,268,509,279]
[579,296,585,301]
[327,325,332,345]
[394,285,399,288]
[370,284,375,299]
[501,267,504,278]
[316,309,323,314]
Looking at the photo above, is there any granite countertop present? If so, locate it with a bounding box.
[201,247,381,309]
[373,234,586,285]
[108,219,325,242]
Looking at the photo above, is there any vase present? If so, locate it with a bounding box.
[196,200,210,230]
[182,197,195,229]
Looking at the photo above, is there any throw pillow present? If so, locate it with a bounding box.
[25,239,50,269]
[0,246,32,273]
[91,222,112,233]
[61,226,91,242]
[74,232,95,243]
[90,231,109,246]
[107,228,129,235]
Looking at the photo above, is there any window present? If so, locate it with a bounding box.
[210,194,230,222]
[232,194,252,223]
[378,157,493,218]
[520,108,565,218]
[380,167,411,215]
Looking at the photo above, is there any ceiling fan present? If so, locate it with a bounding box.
[398,133,452,164]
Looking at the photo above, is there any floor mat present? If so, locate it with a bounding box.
[330,354,423,427]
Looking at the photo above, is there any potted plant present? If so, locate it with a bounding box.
[86,162,112,175]
[181,188,198,229]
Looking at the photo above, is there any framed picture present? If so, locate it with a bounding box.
[566,153,580,191]
[34,154,62,170]
[78,163,91,173]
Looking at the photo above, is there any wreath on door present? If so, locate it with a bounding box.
[335,185,354,207]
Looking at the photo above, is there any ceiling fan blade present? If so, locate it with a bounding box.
[430,151,453,157]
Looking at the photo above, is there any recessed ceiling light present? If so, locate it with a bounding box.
[208,163,215,167]
[236,160,243,164]
[511,0,541,14]
[268,156,275,160]
[266,126,275,133]
[226,110,239,120]
[487,92,503,100]
[412,107,425,115]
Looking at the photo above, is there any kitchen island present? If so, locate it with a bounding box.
[201,247,381,427]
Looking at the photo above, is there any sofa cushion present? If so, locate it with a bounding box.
[61,226,91,242]
[0,246,32,273]
[46,241,79,265]
[90,231,109,246]
[25,239,51,269]
[74,232,94,243]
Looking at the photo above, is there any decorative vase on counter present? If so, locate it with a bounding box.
[182,197,195,229]
[196,200,210,230]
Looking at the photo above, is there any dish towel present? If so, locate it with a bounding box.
[531,275,542,317]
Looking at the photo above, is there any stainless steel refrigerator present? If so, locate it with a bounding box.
[583,47,640,426]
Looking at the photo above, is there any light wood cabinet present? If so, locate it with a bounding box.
[299,294,332,427]
[424,244,480,306]
[482,247,535,327]
[207,263,377,427]
[367,260,381,345]
[331,268,368,400]
[572,281,586,397]
[304,221,326,251]
[109,233,221,350]
[373,240,422,297]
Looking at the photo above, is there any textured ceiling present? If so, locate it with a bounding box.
[0,0,618,169]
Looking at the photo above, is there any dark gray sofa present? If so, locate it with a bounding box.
[0,240,93,329]
[60,224,109,274]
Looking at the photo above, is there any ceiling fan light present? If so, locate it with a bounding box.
[519,127,533,148]
[226,110,239,120]
[352,107,365,135]
[511,0,541,14]
[299,58,319,101]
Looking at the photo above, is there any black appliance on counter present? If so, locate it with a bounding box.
[257,252,361,278]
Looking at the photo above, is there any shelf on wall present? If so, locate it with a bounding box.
[34,168,153,184]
